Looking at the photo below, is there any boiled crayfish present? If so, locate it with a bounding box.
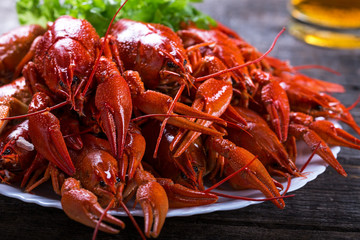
[1,3,360,239]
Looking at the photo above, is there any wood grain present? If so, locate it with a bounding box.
[0,0,359,239]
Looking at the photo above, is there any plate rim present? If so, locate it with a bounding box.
[0,141,341,218]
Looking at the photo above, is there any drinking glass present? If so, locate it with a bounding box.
[288,0,360,48]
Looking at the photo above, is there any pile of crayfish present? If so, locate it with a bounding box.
[1,6,360,240]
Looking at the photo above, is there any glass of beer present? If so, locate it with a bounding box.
[288,0,360,48]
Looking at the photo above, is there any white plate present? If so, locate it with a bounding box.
[0,132,341,218]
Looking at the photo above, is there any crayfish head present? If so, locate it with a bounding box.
[57,73,92,115]
[159,58,194,96]
[93,175,123,207]
[0,120,36,172]
[75,149,123,207]
[0,142,34,172]
[33,16,100,114]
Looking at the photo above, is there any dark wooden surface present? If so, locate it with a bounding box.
[0,0,359,239]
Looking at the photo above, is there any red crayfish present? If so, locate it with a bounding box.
[1,2,360,239]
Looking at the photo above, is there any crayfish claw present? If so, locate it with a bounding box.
[94,57,132,162]
[288,124,347,176]
[134,169,168,238]
[61,178,125,234]
[172,78,234,157]
[28,92,75,176]
[251,69,290,142]
[263,85,290,142]
[309,120,360,150]
[123,124,146,180]
[207,136,285,209]
[157,178,218,208]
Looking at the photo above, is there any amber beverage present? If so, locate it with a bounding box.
[288,0,360,48]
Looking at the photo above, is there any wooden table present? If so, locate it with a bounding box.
[1,0,359,239]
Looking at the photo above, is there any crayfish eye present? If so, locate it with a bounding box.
[167,61,177,68]
[72,76,79,85]
[99,180,106,187]
[193,166,199,173]
[180,172,187,180]
[116,177,121,183]
[183,59,187,67]
[59,80,65,88]
[2,148,11,155]
[314,104,323,111]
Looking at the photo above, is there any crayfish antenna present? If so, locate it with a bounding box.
[300,142,321,173]
[91,199,146,240]
[210,191,295,203]
[0,100,69,121]
[292,64,341,76]
[120,199,147,240]
[203,156,259,194]
[131,113,226,125]
[195,27,286,82]
[153,83,185,158]
[92,198,116,240]
[81,0,129,98]
[346,94,360,111]
[281,174,292,197]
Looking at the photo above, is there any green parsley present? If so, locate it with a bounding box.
[16,0,216,35]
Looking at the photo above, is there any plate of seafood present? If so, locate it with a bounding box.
[1,0,360,238]
[0,140,341,218]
